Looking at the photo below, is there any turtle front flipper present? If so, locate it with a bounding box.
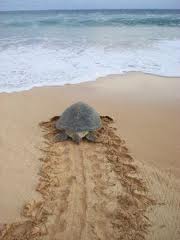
[54,132,68,142]
[86,132,96,142]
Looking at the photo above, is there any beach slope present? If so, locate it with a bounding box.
[0,72,180,239]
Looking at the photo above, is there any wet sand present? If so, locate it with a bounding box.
[0,72,180,239]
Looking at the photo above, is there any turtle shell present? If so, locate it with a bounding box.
[56,102,101,132]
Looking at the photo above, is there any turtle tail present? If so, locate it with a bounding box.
[72,133,82,144]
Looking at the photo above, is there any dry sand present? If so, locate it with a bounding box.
[0,72,180,239]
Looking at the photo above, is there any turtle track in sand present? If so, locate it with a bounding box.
[0,116,154,240]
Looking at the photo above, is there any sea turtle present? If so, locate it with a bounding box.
[55,102,101,144]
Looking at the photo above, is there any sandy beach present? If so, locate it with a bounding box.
[0,72,180,239]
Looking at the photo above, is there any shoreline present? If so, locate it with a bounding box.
[0,72,180,239]
[1,71,180,94]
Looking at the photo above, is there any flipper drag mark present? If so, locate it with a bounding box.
[0,116,154,240]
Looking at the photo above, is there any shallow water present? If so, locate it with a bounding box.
[0,9,180,92]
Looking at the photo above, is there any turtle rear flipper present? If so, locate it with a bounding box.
[54,132,68,142]
[86,132,96,142]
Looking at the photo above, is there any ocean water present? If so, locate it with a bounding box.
[0,9,180,92]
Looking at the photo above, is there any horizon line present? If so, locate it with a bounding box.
[0,8,180,12]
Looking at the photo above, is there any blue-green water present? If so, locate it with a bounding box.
[0,10,180,92]
[1,10,180,27]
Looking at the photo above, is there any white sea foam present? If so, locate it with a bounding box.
[0,38,180,93]
[0,10,180,92]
